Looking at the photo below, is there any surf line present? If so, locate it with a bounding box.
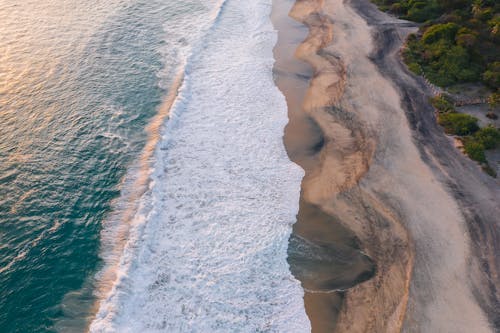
[88,1,230,328]
[87,70,184,328]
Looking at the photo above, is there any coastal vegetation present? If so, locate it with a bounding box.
[373,0,499,92]
[373,0,499,175]
[431,95,500,174]
[437,111,479,135]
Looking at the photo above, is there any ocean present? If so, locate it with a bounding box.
[0,0,309,332]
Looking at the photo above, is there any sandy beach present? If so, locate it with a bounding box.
[272,0,500,331]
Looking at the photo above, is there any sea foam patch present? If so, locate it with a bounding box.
[90,0,309,331]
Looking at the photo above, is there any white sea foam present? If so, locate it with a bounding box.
[90,0,309,331]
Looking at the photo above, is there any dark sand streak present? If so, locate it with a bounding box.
[348,0,500,329]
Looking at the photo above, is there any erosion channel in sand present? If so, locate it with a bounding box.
[272,0,499,332]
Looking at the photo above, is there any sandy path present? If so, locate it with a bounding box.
[273,0,499,331]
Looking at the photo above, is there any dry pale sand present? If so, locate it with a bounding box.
[272,0,499,332]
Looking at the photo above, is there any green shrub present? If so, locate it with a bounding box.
[463,139,486,162]
[437,0,469,10]
[443,46,481,80]
[406,2,443,22]
[455,28,478,48]
[488,91,500,108]
[431,95,455,112]
[426,39,454,59]
[475,8,493,21]
[407,33,418,43]
[483,62,500,88]
[427,69,457,86]
[487,16,500,38]
[407,62,422,74]
[422,44,482,85]
[474,126,500,149]
[438,112,479,135]
[390,3,404,13]
[422,23,460,44]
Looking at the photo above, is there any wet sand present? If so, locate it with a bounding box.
[272,0,499,331]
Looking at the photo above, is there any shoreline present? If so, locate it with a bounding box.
[273,0,498,331]
[85,70,185,329]
[85,2,231,330]
[90,0,310,331]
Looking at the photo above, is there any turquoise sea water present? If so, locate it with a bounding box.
[0,1,208,331]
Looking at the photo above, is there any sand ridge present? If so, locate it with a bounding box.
[273,0,497,331]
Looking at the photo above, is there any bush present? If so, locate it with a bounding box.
[463,139,486,162]
[488,91,500,108]
[488,16,500,38]
[475,8,494,21]
[413,39,481,86]
[441,46,481,82]
[474,126,500,149]
[406,2,443,22]
[422,23,460,44]
[438,112,479,135]
[431,95,455,112]
[407,62,422,74]
[437,0,469,10]
[455,28,478,48]
[483,62,500,88]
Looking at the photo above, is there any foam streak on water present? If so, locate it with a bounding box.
[90,0,309,331]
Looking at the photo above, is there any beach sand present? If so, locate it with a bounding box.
[272,0,500,331]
